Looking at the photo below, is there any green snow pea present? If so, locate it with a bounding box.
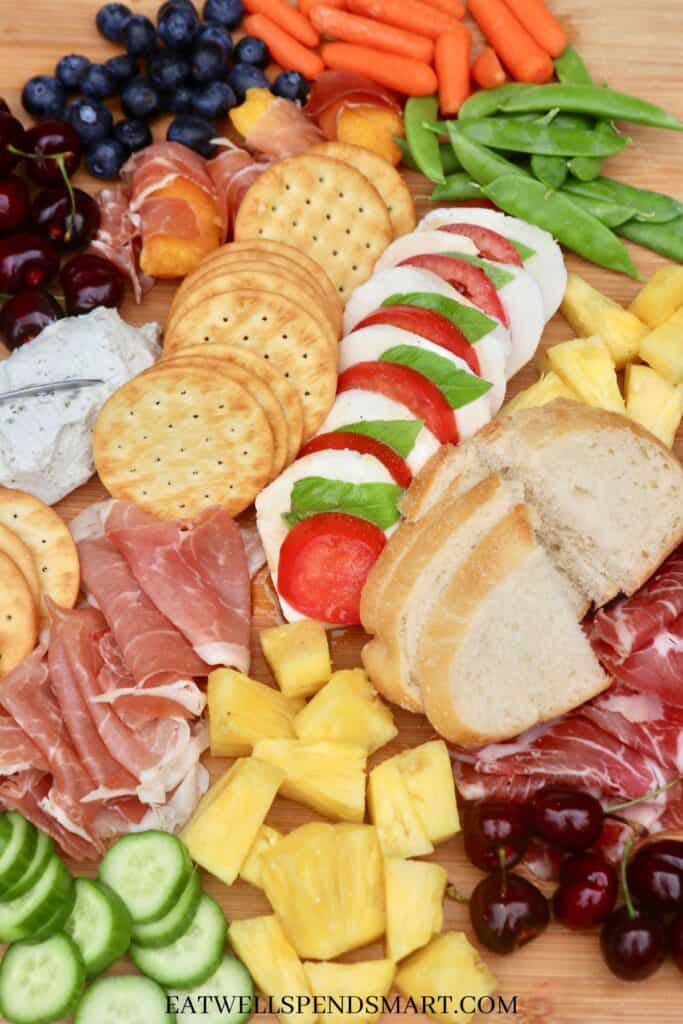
[430,174,484,202]
[563,177,683,224]
[554,45,593,86]
[568,156,603,181]
[446,126,529,186]
[530,154,569,189]
[498,83,683,132]
[563,193,637,228]
[394,137,462,176]
[404,96,445,184]
[459,117,630,157]
[616,216,683,263]
[458,84,530,121]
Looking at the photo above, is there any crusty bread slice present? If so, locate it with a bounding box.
[417,503,610,746]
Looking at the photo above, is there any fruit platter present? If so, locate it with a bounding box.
[0,0,682,1021]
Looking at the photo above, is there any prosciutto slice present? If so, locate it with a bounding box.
[89,186,152,303]
[125,142,219,209]
[242,98,324,159]
[306,70,400,118]
[0,712,48,775]
[207,147,270,235]
[0,770,95,862]
[138,196,200,241]
[581,682,683,775]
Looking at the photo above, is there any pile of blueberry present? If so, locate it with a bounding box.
[21,0,311,178]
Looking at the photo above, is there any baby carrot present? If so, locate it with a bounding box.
[501,0,568,58]
[346,0,458,41]
[472,47,506,89]
[467,0,554,84]
[299,0,346,12]
[321,42,438,95]
[244,13,325,77]
[244,0,319,47]
[310,6,434,63]
[435,26,471,116]
[417,0,465,16]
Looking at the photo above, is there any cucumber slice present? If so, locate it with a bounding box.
[98,831,192,924]
[65,878,132,978]
[131,871,201,949]
[170,954,254,1023]
[29,880,76,943]
[0,814,38,896]
[0,854,72,943]
[131,894,227,989]
[74,975,174,1024]
[0,932,85,1024]
[2,833,54,903]
[0,813,12,850]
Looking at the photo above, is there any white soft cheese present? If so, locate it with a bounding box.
[0,308,160,504]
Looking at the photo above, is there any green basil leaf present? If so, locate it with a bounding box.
[382,292,496,343]
[339,419,424,457]
[510,239,536,260]
[380,345,492,409]
[444,251,514,289]
[285,477,403,530]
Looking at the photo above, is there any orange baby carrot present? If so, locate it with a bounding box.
[311,6,434,63]
[501,0,567,58]
[244,13,325,78]
[244,0,319,47]
[421,0,465,15]
[321,42,438,95]
[467,0,554,84]
[345,0,458,41]
[435,26,471,116]
[472,47,507,89]
[299,0,346,13]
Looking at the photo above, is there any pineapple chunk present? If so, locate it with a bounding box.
[294,669,397,754]
[384,858,447,962]
[503,371,580,414]
[389,741,460,845]
[181,757,283,886]
[396,932,497,1024]
[303,960,395,1024]
[229,915,315,1024]
[561,273,648,367]
[260,620,332,698]
[546,336,625,414]
[624,364,683,447]
[367,758,434,858]
[261,822,386,960]
[253,739,366,822]
[208,668,304,757]
[239,825,283,890]
[639,307,683,385]
[629,265,683,328]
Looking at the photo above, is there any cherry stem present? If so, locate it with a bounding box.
[7,145,77,243]
[619,833,637,921]
[606,812,648,838]
[445,884,469,905]
[605,776,681,815]
[498,847,508,897]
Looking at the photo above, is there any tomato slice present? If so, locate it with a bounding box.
[399,253,509,327]
[356,305,480,375]
[338,361,458,445]
[440,223,523,267]
[278,511,386,625]
[298,431,412,487]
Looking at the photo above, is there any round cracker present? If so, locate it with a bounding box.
[309,141,416,238]
[0,550,39,677]
[94,367,274,520]
[234,154,393,300]
[0,523,41,605]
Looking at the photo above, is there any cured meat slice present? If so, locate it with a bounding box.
[0,712,48,775]
[594,618,683,710]
[242,98,324,159]
[138,196,200,241]
[306,70,400,118]
[581,682,683,774]
[89,186,152,303]
[207,147,270,234]
[0,770,96,861]
[125,142,219,209]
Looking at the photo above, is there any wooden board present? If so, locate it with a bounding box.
[1,1,683,1019]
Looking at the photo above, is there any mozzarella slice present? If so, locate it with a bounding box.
[374,230,478,273]
[476,259,545,379]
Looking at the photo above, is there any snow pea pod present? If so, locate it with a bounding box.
[554,45,593,86]
[564,193,637,228]
[459,83,529,121]
[430,174,484,202]
[531,154,568,189]
[395,137,462,176]
[459,116,629,157]
[404,96,445,184]
[482,174,640,278]
[498,83,683,132]
[568,156,602,181]
[616,216,683,263]
[563,176,683,224]
[447,126,529,186]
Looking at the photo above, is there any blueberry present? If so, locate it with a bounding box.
[65,98,114,145]
[80,64,118,101]
[234,35,269,68]
[203,0,243,29]
[192,80,236,120]
[22,76,65,120]
[227,63,269,103]
[157,0,196,19]
[55,54,90,92]
[113,117,153,153]
[158,4,199,50]
[167,85,195,114]
[86,137,129,178]
[195,23,233,60]
[123,14,158,56]
[272,70,310,103]
[121,77,164,120]
[149,51,191,92]
[96,3,132,42]
[167,114,216,157]
[104,53,139,86]
[190,41,226,84]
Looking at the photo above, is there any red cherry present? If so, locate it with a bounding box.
[0,175,30,233]
[0,113,27,174]
[470,871,550,954]
[600,906,667,981]
[22,121,81,185]
[0,289,63,349]
[60,253,124,314]
[671,915,683,974]
[463,802,529,872]
[0,233,59,292]
[528,787,604,852]
[31,187,100,250]
[553,853,618,929]
[626,839,683,915]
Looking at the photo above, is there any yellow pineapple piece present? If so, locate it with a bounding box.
[624,364,683,447]
[384,858,447,962]
[395,932,497,1024]
[239,825,283,890]
[367,758,433,858]
[639,307,683,385]
[561,273,648,367]
[546,336,625,414]
[181,757,283,886]
[260,620,332,698]
[229,915,315,1024]
[294,669,397,755]
[252,739,366,822]
[389,741,460,845]
[261,822,386,960]
[303,960,396,1024]
[629,265,683,328]
[208,668,304,757]
[503,371,581,414]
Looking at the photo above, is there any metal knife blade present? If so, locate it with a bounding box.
[0,379,105,405]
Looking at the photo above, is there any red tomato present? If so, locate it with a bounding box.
[399,253,509,327]
[278,512,386,625]
[298,431,412,487]
[440,223,523,267]
[338,361,458,445]
[356,305,480,375]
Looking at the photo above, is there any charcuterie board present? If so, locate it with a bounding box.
[1,0,682,1020]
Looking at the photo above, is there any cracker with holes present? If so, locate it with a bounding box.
[234,154,393,300]
[0,523,41,605]
[93,366,276,519]
[0,550,38,678]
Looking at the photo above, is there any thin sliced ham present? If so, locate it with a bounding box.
[0,712,48,775]
[89,186,152,303]
[139,196,200,241]
[0,770,96,862]
[125,142,219,210]
[207,147,270,235]
[581,682,683,775]
[242,98,323,159]
[306,70,400,118]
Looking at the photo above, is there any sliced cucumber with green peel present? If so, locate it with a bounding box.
[65,878,132,977]
[0,814,38,896]
[0,813,13,850]
[74,975,175,1024]
[98,831,192,924]
[170,953,254,1023]
[0,854,72,944]
[29,880,76,943]
[131,871,201,949]
[0,932,85,1024]
[2,833,54,903]
[131,894,227,989]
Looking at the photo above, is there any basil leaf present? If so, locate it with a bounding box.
[444,251,514,289]
[381,345,492,408]
[285,477,403,530]
[510,238,536,260]
[382,292,496,343]
[339,419,424,457]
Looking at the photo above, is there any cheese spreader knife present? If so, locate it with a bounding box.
[0,378,105,404]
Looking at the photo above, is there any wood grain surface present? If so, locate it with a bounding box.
[1,0,682,1020]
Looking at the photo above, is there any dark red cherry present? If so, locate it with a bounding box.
[671,915,683,974]
[0,100,10,115]
[464,802,529,872]
[31,187,101,250]
[600,906,667,981]
[22,121,81,185]
[528,787,604,852]
[0,289,63,349]
[626,839,683,914]
[469,871,550,954]
[553,853,618,929]
[0,175,31,233]
[0,113,27,174]
[0,233,60,292]
[60,253,124,314]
